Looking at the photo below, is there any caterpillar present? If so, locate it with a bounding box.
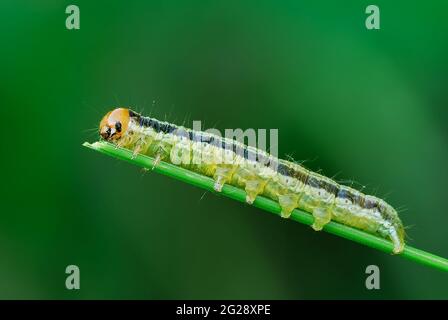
[99,107,405,254]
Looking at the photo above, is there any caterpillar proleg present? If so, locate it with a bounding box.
[99,107,405,254]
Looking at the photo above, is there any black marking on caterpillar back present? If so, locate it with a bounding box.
[111,108,406,254]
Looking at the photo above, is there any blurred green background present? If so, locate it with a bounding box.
[1,0,447,299]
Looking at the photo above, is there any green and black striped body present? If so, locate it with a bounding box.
[111,109,405,253]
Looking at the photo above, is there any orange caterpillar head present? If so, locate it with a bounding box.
[99,108,130,141]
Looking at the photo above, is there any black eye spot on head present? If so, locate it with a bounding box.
[115,121,122,132]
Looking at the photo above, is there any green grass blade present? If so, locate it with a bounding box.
[83,141,448,272]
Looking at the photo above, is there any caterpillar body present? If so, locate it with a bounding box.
[99,108,405,253]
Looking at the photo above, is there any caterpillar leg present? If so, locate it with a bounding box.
[389,227,405,254]
[131,138,149,159]
[115,137,128,149]
[311,207,332,231]
[213,166,236,192]
[245,179,267,204]
[278,194,299,218]
[152,146,170,169]
[152,153,162,169]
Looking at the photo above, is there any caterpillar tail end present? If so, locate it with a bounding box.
[392,243,404,255]
[390,226,405,254]
[382,209,405,254]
